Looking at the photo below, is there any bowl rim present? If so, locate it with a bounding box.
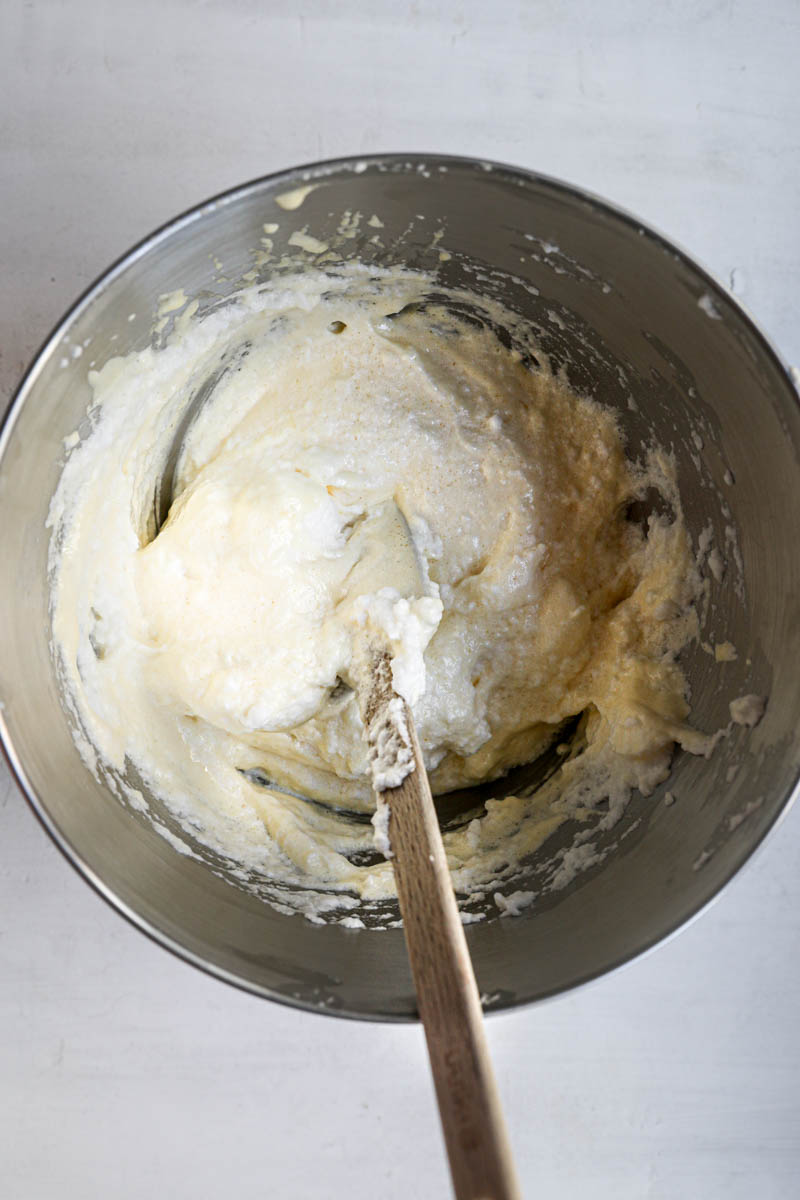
[2,151,799,1022]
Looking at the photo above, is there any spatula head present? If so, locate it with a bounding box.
[341,500,427,604]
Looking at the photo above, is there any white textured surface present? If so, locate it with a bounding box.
[1,2,799,1196]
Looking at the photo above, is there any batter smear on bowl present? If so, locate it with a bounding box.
[48,265,716,920]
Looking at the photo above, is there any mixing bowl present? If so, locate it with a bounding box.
[1,155,799,1019]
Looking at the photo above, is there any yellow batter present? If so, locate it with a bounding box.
[48,265,712,916]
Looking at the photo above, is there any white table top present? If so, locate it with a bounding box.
[2,3,799,1197]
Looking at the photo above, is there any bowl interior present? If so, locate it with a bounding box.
[1,156,799,1019]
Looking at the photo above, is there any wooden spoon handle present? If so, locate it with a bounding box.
[384,707,521,1200]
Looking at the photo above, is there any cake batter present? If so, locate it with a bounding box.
[48,265,712,914]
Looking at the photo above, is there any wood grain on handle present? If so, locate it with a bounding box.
[367,662,521,1200]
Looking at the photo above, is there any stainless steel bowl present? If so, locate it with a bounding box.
[2,155,799,1020]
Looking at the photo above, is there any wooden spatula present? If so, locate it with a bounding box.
[347,502,521,1200]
